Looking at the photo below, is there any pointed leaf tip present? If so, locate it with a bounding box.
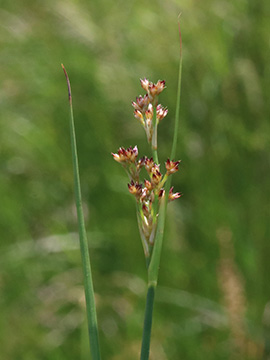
[61,63,72,104]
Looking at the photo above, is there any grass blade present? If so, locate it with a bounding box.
[62,64,101,360]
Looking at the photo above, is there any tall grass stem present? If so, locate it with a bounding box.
[62,64,101,360]
[140,286,156,360]
[140,20,183,360]
[170,17,183,161]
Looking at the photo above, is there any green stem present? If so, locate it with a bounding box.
[140,19,183,360]
[140,285,156,360]
[148,194,167,286]
[62,64,101,360]
[152,139,159,164]
[152,107,159,164]
[170,18,183,160]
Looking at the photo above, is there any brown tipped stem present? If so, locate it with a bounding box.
[61,64,72,104]
[62,64,101,360]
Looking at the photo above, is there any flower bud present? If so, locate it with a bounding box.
[144,157,155,173]
[132,94,149,113]
[144,179,152,191]
[151,165,162,186]
[148,80,166,99]
[156,104,168,122]
[168,187,182,201]
[112,146,138,163]
[145,103,153,120]
[158,188,165,199]
[140,78,149,92]
[134,109,144,125]
[165,159,181,175]
[128,181,143,200]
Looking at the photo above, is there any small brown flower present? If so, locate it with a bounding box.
[112,146,138,163]
[168,187,182,201]
[125,145,138,162]
[145,103,154,120]
[158,188,165,199]
[148,80,166,100]
[128,180,143,199]
[133,109,144,125]
[112,147,127,163]
[151,164,162,186]
[156,104,168,122]
[144,157,155,173]
[142,203,148,217]
[140,78,149,92]
[144,179,152,191]
[132,94,149,113]
[144,118,153,143]
[165,159,181,175]
[136,157,145,169]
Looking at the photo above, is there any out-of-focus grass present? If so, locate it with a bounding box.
[0,0,269,359]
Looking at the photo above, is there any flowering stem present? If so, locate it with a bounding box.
[140,196,166,360]
[61,64,101,360]
[140,20,183,360]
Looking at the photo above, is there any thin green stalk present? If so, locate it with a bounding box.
[149,18,183,285]
[140,286,155,360]
[170,17,183,161]
[152,140,159,164]
[148,194,167,286]
[152,107,159,164]
[140,20,183,360]
[62,64,101,360]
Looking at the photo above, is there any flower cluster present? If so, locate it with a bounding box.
[132,79,168,147]
[112,79,181,258]
[112,146,181,254]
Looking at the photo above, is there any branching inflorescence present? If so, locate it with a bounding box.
[112,79,182,263]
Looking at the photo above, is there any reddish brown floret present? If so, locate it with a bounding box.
[148,80,166,98]
[168,187,182,201]
[132,94,149,113]
[140,78,149,92]
[144,157,155,173]
[128,181,143,199]
[112,146,138,163]
[156,104,168,121]
[165,159,181,175]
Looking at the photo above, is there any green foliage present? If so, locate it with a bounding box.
[0,0,269,359]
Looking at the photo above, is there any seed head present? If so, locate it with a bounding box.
[145,103,154,120]
[142,203,150,217]
[158,188,165,199]
[112,146,138,163]
[133,109,144,125]
[165,159,181,175]
[168,187,182,201]
[132,94,149,114]
[144,157,155,173]
[156,104,168,122]
[140,78,150,92]
[148,80,166,101]
[151,165,162,186]
[144,179,152,191]
[128,180,143,200]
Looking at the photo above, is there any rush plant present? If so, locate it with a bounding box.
[112,76,182,360]
[62,21,182,360]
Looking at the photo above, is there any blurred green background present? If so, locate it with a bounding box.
[0,0,269,359]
